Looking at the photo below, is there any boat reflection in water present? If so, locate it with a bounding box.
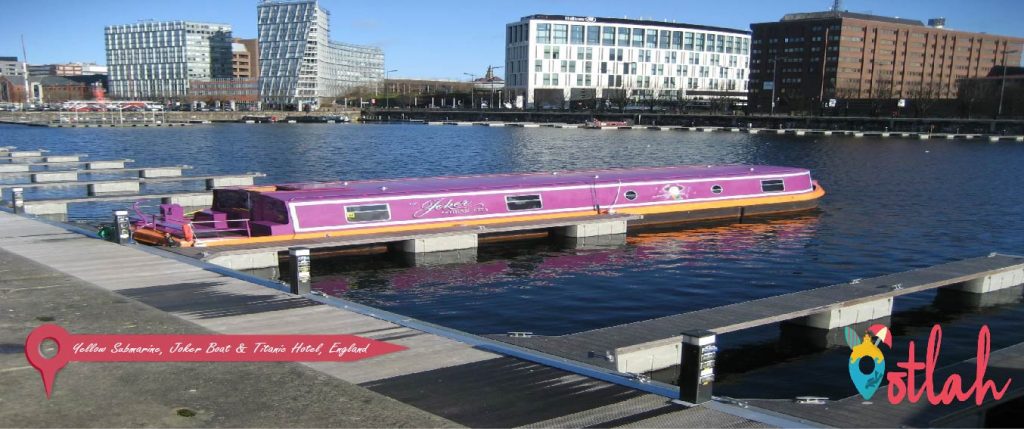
[312,214,822,334]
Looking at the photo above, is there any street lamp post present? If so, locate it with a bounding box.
[463,72,476,109]
[770,55,779,116]
[997,49,1019,118]
[385,69,398,109]
[489,66,504,110]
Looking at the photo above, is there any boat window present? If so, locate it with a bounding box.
[264,199,288,224]
[506,194,543,211]
[213,189,250,211]
[345,204,391,222]
[711,185,723,194]
[624,190,638,200]
[761,179,786,192]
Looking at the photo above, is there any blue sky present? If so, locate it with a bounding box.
[1,0,1022,80]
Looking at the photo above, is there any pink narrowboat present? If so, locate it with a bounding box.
[131,165,825,247]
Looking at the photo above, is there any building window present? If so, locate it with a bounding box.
[345,204,391,222]
[553,24,568,44]
[587,25,601,45]
[506,194,543,211]
[603,26,615,46]
[615,27,629,46]
[571,25,584,45]
[761,179,785,193]
[536,23,551,44]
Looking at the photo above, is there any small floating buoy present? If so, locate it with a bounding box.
[381,186,388,191]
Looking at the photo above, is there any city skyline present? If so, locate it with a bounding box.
[1,0,1023,80]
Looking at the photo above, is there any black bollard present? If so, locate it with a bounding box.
[112,210,132,244]
[288,247,311,295]
[12,187,24,214]
[678,329,717,405]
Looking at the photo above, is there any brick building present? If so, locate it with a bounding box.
[748,11,1024,114]
[0,75,93,103]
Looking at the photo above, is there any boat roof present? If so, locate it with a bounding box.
[244,165,808,202]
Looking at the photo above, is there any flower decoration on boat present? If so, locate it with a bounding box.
[658,184,689,200]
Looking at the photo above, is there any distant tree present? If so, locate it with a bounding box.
[869,78,894,116]
[956,79,995,119]
[908,81,943,118]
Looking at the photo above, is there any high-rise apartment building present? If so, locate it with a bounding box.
[105,20,233,99]
[505,15,751,108]
[257,0,384,109]
[748,11,1024,113]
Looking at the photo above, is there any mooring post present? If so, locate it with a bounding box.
[12,187,24,213]
[112,210,132,244]
[288,247,311,295]
[678,329,717,405]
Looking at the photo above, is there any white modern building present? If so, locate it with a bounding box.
[505,15,751,108]
[257,0,384,109]
[105,21,233,99]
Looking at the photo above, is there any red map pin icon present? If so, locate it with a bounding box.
[24,324,72,399]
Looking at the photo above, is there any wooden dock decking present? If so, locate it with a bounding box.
[0,210,796,427]
[173,213,639,256]
[495,254,1024,370]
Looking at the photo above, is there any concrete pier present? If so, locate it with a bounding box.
[43,155,81,162]
[87,180,141,195]
[205,251,281,270]
[499,254,1024,374]
[0,164,30,172]
[950,267,1024,293]
[161,193,213,206]
[22,201,68,215]
[790,297,894,330]
[206,175,256,189]
[31,171,78,183]
[6,150,43,157]
[87,160,127,169]
[560,218,628,238]
[140,167,183,178]
[400,233,478,253]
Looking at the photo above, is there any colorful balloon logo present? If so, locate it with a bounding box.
[844,324,892,400]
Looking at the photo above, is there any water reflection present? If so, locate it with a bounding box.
[312,215,821,335]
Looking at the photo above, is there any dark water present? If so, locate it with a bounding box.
[4,122,1023,399]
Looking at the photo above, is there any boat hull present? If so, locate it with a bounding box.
[194,183,825,247]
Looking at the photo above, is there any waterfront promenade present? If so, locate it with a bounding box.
[0,211,785,427]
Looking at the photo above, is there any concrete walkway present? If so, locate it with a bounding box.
[0,211,781,428]
[0,246,459,427]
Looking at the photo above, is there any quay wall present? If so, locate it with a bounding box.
[362,109,1024,134]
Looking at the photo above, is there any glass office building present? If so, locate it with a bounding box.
[105,21,233,99]
[257,0,384,108]
[506,15,751,108]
